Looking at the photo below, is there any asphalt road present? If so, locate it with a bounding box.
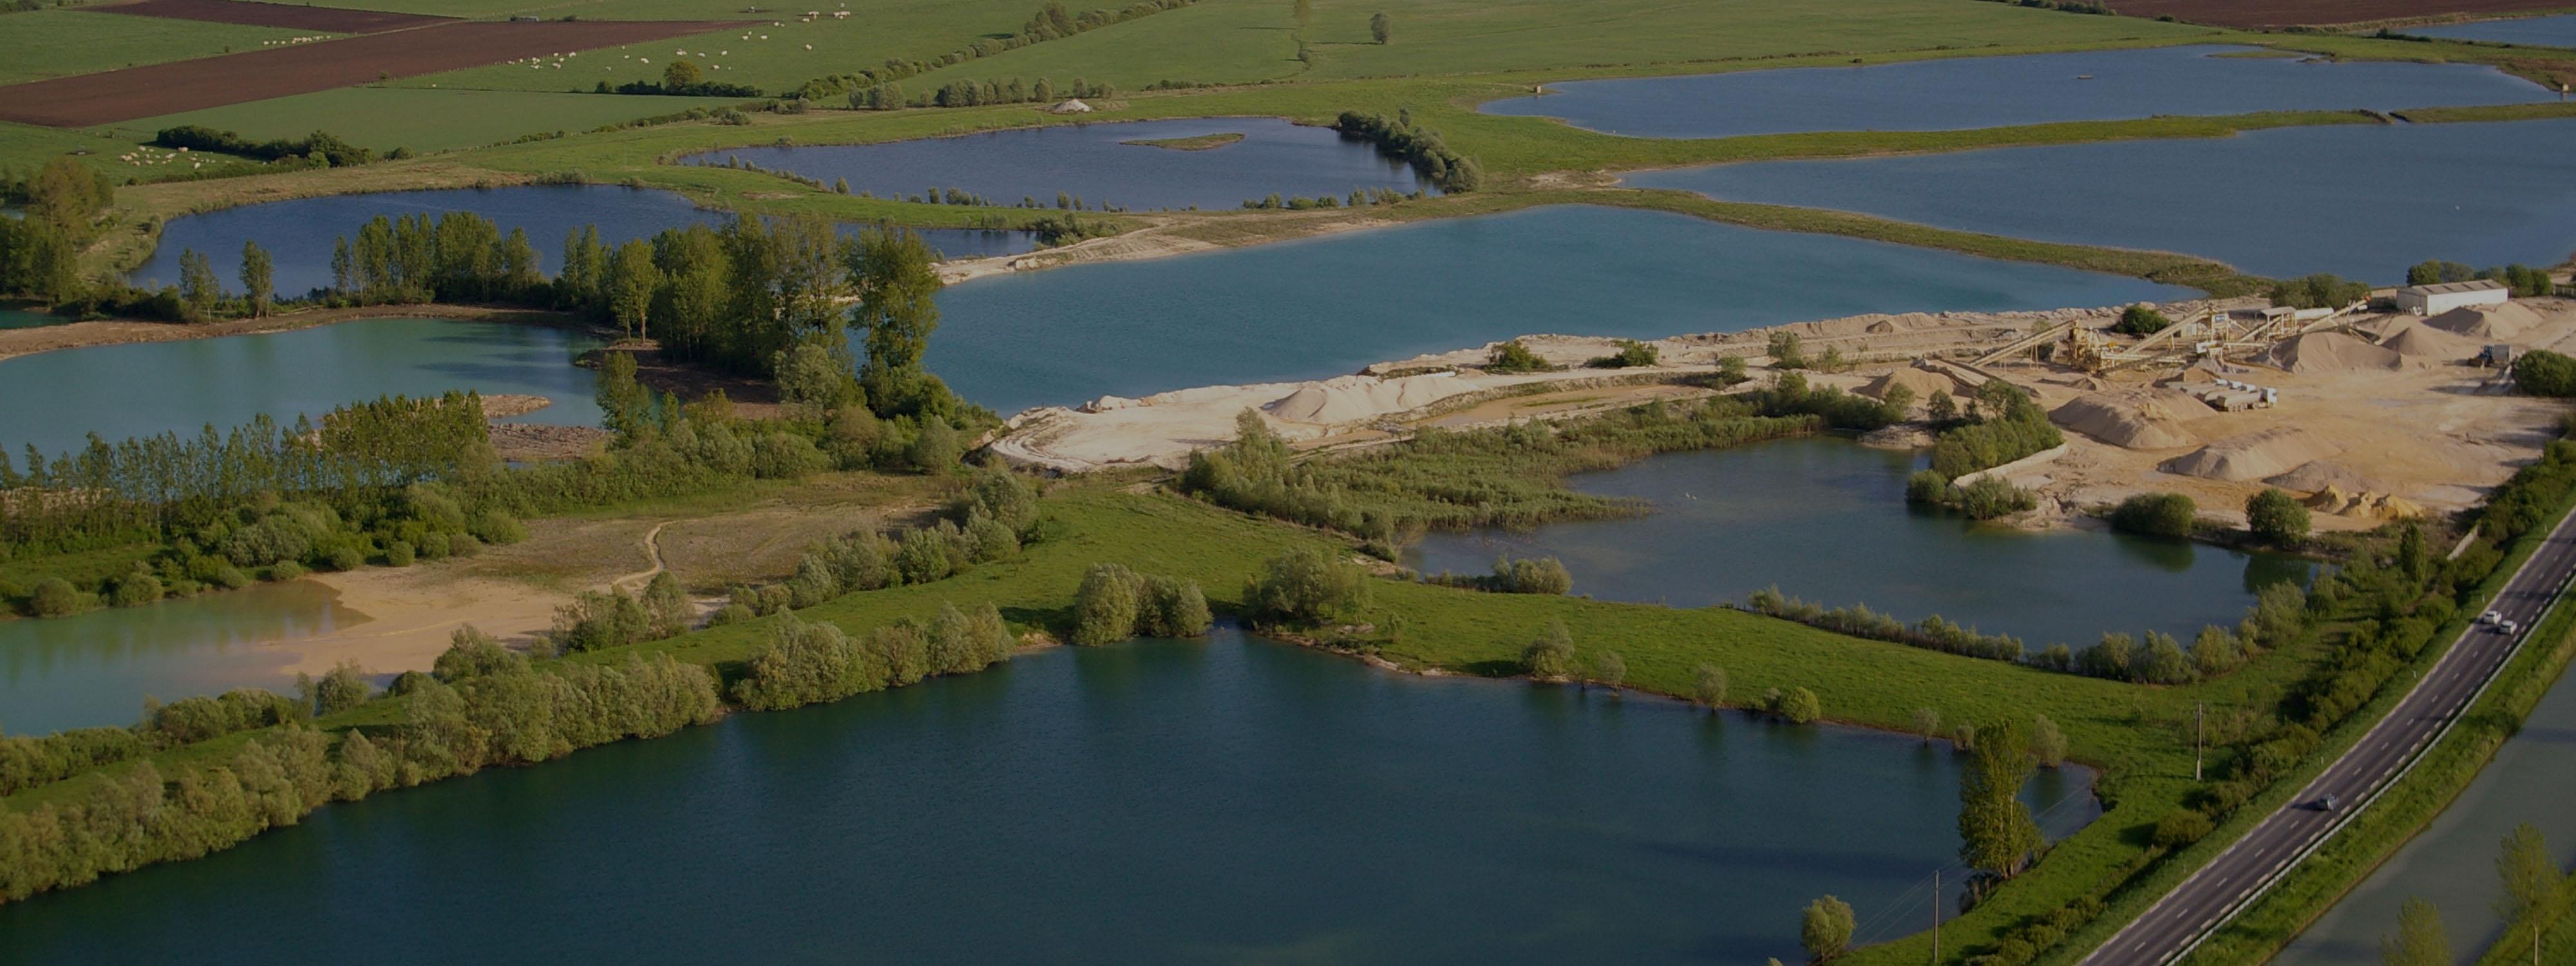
[2080,508,2576,965]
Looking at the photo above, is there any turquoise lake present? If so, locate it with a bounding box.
[1628,118,2576,283]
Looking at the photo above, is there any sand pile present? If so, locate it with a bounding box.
[2425,302,2545,341]
[2266,332,2405,374]
[2266,460,2387,494]
[1857,363,1968,402]
[478,394,553,419]
[2307,485,2426,520]
[2050,388,2209,450]
[1264,373,1472,424]
[2160,427,2343,482]
[2378,321,2487,360]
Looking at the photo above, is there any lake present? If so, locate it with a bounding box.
[1408,439,2313,648]
[1482,44,2554,139]
[2405,14,2576,48]
[0,307,65,330]
[930,205,2186,415]
[0,627,2097,964]
[0,580,360,737]
[0,317,605,457]
[685,117,1435,213]
[1628,118,2576,283]
[2273,652,2576,965]
[131,185,1039,298]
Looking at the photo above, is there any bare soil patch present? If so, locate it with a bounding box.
[2113,0,2576,28]
[0,19,748,126]
[95,0,452,33]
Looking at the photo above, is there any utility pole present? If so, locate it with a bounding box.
[2195,702,2205,781]
[1932,869,1940,965]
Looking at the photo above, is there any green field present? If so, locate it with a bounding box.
[97,88,734,155]
[0,121,146,178]
[901,0,2216,90]
[386,0,1043,96]
[0,10,337,86]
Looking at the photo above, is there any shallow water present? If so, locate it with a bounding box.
[687,117,1434,212]
[130,185,1039,298]
[1629,118,2576,283]
[929,205,2186,414]
[1482,44,2553,139]
[2406,14,2576,48]
[0,627,2098,964]
[1408,439,2313,647]
[0,580,360,737]
[0,317,605,457]
[2273,656,2576,965]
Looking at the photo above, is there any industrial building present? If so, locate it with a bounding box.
[2394,279,2510,315]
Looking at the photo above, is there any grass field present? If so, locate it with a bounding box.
[0,122,146,178]
[0,10,336,86]
[898,0,2215,90]
[97,88,734,155]
[386,0,1041,96]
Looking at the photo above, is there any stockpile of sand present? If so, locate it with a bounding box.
[2425,302,2545,341]
[2050,388,2208,450]
[1857,364,1968,402]
[2377,320,2486,360]
[1264,373,1472,424]
[2159,427,2343,482]
[2265,331,2404,374]
[2266,460,2387,494]
[2307,485,2426,520]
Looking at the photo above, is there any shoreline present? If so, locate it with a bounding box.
[0,303,593,363]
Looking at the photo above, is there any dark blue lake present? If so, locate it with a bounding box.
[1482,44,2555,139]
[0,628,2098,965]
[687,117,1434,212]
[1629,118,2576,282]
[2405,14,2576,47]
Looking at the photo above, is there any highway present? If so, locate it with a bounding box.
[2079,506,2576,965]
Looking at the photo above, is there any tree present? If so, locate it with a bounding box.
[313,661,370,715]
[2031,714,2067,768]
[178,248,222,321]
[1692,663,1727,709]
[1801,895,1855,961]
[2516,349,2576,397]
[607,239,661,339]
[2246,488,2311,545]
[1912,708,1940,744]
[1776,687,1821,724]
[848,227,944,415]
[663,59,703,91]
[2110,491,2197,538]
[1767,330,1806,368]
[2112,304,2172,336]
[1370,10,1390,43]
[240,241,274,317]
[1522,620,1574,679]
[1959,719,2043,882]
[2496,824,2560,960]
[1593,650,1627,692]
[1073,563,1143,645]
[2380,897,2448,966]
[1242,547,1370,625]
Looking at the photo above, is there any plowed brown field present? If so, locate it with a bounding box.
[95,0,452,34]
[0,19,748,127]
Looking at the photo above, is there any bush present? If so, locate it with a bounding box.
[2517,350,2576,397]
[1072,563,1143,645]
[28,578,80,617]
[325,545,365,572]
[2110,492,2197,538]
[470,509,529,545]
[1522,620,1575,679]
[269,561,308,582]
[1242,548,1371,626]
[384,540,416,567]
[1484,339,1553,374]
[2245,488,2310,545]
[2110,304,2172,336]
[1587,339,1660,369]
[1776,687,1822,724]
[2151,809,2214,849]
[109,571,164,608]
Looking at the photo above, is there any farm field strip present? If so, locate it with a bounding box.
[91,0,453,33]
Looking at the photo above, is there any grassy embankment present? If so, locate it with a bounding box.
[2174,505,2576,961]
[2038,489,2576,966]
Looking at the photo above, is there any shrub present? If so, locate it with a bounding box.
[325,545,365,572]
[1484,339,1553,374]
[469,509,529,545]
[1242,548,1371,626]
[269,561,307,582]
[2245,488,2310,545]
[2110,492,2197,538]
[1776,687,1821,724]
[1522,620,1575,679]
[2516,350,2576,397]
[2151,808,2214,849]
[1693,664,1727,708]
[384,540,416,567]
[2110,304,2171,336]
[1073,563,1144,645]
[1802,895,1855,961]
[28,578,80,617]
[2031,714,2068,768]
[1587,339,1660,369]
[109,572,164,607]
[435,626,527,681]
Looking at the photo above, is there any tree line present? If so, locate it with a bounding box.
[151,126,375,167]
[1334,110,1484,193]
[2406,258,2556,298]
